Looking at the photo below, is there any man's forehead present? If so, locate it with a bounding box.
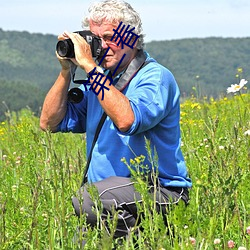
[90,20,119,35]
[90,19,119,28]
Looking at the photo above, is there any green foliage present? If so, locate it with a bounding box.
[1,29,250,120]
[0,29,60,96]
[0,29,61,121]
[145,37,250,98]
[0,79,46,121]
[0,93,249,249]
[0,109,85,249]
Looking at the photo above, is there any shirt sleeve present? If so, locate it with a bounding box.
[57,87,88,133]
[119,63,180,135]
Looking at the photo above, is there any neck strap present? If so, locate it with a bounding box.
[114,50,147,91]
[81,50,149,185]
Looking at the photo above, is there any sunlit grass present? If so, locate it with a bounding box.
[0,93,249,249]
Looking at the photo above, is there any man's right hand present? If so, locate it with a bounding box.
[56,33,79,71]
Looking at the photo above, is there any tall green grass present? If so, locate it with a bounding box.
[0,93,249,249]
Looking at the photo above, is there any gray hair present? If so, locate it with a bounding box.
[82,0,145,49]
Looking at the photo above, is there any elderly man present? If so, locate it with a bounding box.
[40,0,192,242]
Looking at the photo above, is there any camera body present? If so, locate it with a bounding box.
[56,30,102,59]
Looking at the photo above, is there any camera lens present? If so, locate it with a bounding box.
[68,88,84,103]
[56,39,74,58]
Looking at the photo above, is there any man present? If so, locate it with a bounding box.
[40,0,192,242]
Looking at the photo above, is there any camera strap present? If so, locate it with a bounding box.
[114,49,148,91]
[81,50,150,186]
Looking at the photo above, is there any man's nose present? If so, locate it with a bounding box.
[101,38,109,49]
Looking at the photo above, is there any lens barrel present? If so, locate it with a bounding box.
[56,39,75,58]
[68,88,84,103]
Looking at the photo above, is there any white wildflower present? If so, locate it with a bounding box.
[244,130,250,136]
[214,238,221,244]
[238,247,246,250]
[227,79,248,93]
[20,207,25,214]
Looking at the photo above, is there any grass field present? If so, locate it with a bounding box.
[0,90,249,249]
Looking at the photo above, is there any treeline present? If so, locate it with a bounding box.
[0,28,250,120]
[145,37,250,97]
[0,29,60,120]
[0,80,46,120]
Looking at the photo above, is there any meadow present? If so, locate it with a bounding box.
[0,89,249,249]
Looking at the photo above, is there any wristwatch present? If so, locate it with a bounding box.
[87,66,104,78]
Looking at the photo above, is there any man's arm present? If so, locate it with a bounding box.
[40,31,135,133]
[40,68,71,132]
[40,32,85,132]
[64,31,135,132]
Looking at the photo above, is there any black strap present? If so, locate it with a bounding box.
[81,50,150,185]
[115,50,147,91]
[81,112,107,186]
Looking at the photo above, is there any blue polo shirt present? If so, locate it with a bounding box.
[57,52,192,188]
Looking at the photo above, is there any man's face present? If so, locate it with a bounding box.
[89,19,137,75]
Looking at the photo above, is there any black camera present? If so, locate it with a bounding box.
[56,30,102,59]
